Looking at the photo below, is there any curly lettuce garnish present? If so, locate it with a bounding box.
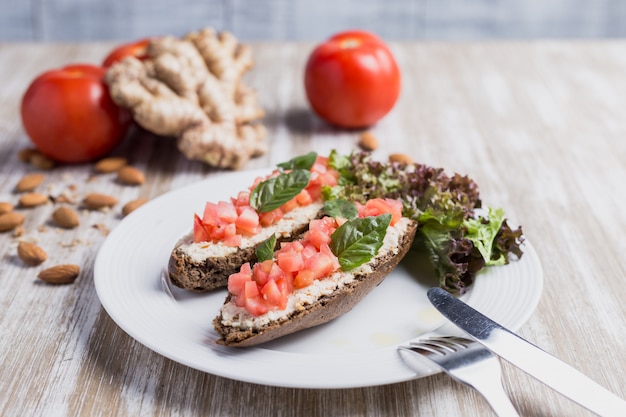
[325,150,524,294]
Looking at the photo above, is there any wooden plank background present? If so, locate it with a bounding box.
[1,0,625,42]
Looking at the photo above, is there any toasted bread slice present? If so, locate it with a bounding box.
[213,217,418,347]
[168,202,324,291]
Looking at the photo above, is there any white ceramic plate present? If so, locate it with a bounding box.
[94,169,543,388]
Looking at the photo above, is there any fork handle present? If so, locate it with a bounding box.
[472,380,520,417]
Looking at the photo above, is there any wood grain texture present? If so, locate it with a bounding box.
[2,41,626,416]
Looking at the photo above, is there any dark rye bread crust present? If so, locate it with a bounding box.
[168,221,313,292]
[213,219,418,347]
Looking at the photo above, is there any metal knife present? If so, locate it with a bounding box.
[427,287,626,417]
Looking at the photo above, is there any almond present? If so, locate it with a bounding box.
[358,131,379,151]
[0,212,26,232]
[52,206,80,228]
[17,242,47,266]
[122,198,148,217]
[17,147,38,163]
[15,173,46,192]
[83,193,118,210]
[37,264,80,284]
[94,157,128,173]
[29,152,55,170]
[389,153,413,165]
[18,192,49,208]
[0,201,13,215]
[117,166,145,186]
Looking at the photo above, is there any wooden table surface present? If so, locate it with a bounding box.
[2,41,626,417]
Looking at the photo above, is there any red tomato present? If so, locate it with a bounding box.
[102,38,151,68]
[20,64,131,163]
[304,30,401,129]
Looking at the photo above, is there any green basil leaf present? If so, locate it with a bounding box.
[249,169,311,213]
[277,152,317,171]
[329,213,392,271]
[256,234,277,262]
[323,199,358,220]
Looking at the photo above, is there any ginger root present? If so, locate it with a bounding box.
[105,28,267,169]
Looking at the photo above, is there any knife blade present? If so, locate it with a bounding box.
[427,287,626,417]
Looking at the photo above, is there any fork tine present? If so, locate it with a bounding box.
[408,336,473,355]
[400,336,520,417]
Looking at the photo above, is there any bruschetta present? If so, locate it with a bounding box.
[213,198,418,347]
[168,153,339,291]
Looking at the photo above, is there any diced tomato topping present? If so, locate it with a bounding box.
[234,295,246,307]
[202,202,219,225]
[252,260,274,287]
[268,261,286,281]
[280,240,304,252]
[281,197,299,213]
[232,191,250,207]
[277,250,304,272]
[335,217,348,226]
[222,222,237,238]
[228,263,252,295]
[301,244,318,259]
[235,206,260,235]
[357,198,403,225]
[308,217,338,248]
[294,269,315,288]
[222,233,242,247]
[319,243,341,271]
[245,295,270,316]
[228,274,248,295]
[193,214,210,243]
[295,189,313,206]
[245,280,260,298]
[306,184,322,201]
[259,208,283,227]
[218,201,238,223]
[275,276,293,297]
[240,262,252,275]
[262,279,288,309]
[304,252,336,279]
[318,171,339,187]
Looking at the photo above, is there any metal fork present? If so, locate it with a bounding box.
[399,336,520,417]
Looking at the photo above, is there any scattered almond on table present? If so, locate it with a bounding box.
[18,192,49,208]
[9,147,152,285]
[117,166,145,186]
[0,212,26,232]
[17,242,47,266]
[37,264,80,284]
[389,153,413,165]
[14,173,45,193]
[0,202,14,215]
[27,150,55,170]
[17,147,38,163]
[52,206,80,229]
[94,157,128,173]
[83,193,118,210]
[358,131,378,151]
